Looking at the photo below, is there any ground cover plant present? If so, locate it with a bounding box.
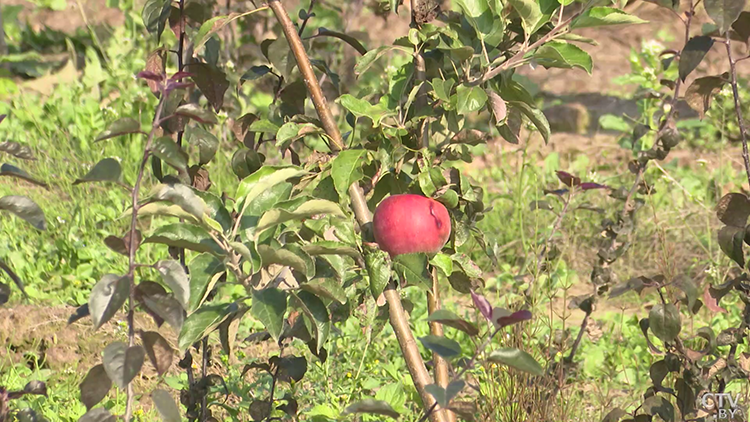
[0,0,749,421]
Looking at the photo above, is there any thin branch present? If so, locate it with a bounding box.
[124,94,167,422]
[467,13,580,86]
[267,0,344,152]
[723,33,750,187]
[298,0,315,36]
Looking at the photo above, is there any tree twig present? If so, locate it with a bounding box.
[723,32,750,188]
[266,1,443,419]
[124,94,167,422]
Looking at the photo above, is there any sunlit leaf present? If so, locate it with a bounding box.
[102,342,145,389]
[79,364,111,410]
[0,195,46,230]
[649,303,682,343]
[679,36,714,82]
[96,118,142,141]
[251,288,287,341]
[487,348,544,375]
[418,335,462,358]
[89,274,129,330]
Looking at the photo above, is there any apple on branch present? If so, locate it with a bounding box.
[372,194,452,257]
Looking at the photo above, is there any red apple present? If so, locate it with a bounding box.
[372,194,451,257]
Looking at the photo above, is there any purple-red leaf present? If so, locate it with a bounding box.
[556,170,581,187]
[137,71,165,81]
[579,182,609,190]
[491,308,532,329]
[170,71,194,81]
[498,310,532,327]
[470,289,492,322]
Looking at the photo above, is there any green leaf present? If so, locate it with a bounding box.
[142,0,171,41]
[267,38,295,79]
[641,395,675,422]
[102,342,145,389]
[178,303,236,351]
[679,36,714,82]
[302,241,362,260]
[331,149,367,199]
[195,190,233,232]
[235,166,307,222]
[453,0,494,35]
[451,253,482,278]
[487,348,544,375]
[257,244,314,278]
[300,278,348,305]
[255,199,344,236]
[187,125,219,165]
[425,380,465,408]
[431,78,455,103]
[456,84,488,115]
[355,45,408,76]
[144,223,224,255]
[533,41,593,74]
[151,137,188,173]
[507,0,542,35]
[294,291,330,352]
[251,288,287,341]
[231,149,265,180]
[704,0,746,34]
[0,163,47,188]
[418,335,462,358]
[393,253,431,289]
[276,122,322,150]
[150,182,207,221]
[429,253,453,276]
[187,253,225,312]
[571,7,647,29]
[426,309,479,336]
[155,260,190,311]
[343,399,399,419]
[0,195,46,230]
[366,249,391,300]
[193,9,268,53]
[89,274,129,330]
[508,101,551,143]
[248,119,281,135]
[174,103,218,125]
[128,203,199,223]
[95,118,142,141]
[649,303,682,343]
[718,225,745,267]
[336,94,396,126]
[73,158,123,186]
[152,389,181,422]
